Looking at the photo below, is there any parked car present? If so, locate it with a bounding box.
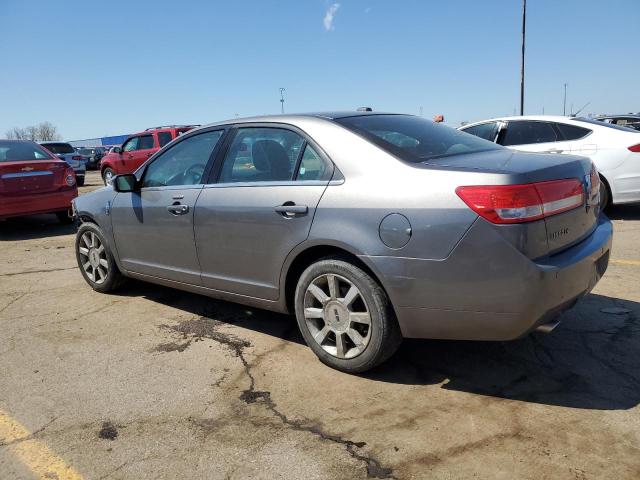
[73,112,611,373]
[40,141,86,186]
[0,140,77,223]
[459,115,640,207]
[595,114,640,131]
[76,146,106,170]
[100,125,197,184]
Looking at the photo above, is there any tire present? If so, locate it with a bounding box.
[77,176,85,187]
[75,222,126,293]
[56,210,74,224]
[102,167,115,186]
[294,257,402,373]
[599,178,610,210]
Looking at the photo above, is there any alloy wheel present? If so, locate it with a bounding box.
[303,274,372,359]
[78,231,108,284]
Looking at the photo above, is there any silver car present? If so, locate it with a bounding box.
[40,142,86,186]
[73,112,612,372]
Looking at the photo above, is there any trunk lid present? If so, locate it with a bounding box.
[0,160,68,195]
[427,149,597,257]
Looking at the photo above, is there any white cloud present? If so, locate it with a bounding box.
[323,3,340,31]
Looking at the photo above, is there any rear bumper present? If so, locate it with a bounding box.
[363,216,613,341]
[0,189,77,219]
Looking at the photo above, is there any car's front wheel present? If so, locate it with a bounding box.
[102,167,115,186]
[75,222,126,293]
[294,258,402,373]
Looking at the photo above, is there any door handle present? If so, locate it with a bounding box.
[274,203,308,216]
[167,204,190,215]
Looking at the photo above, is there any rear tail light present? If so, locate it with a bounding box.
[456,179,584,224]
[63,167,76,187]
[72,155,83,160]
[628,144,640,153]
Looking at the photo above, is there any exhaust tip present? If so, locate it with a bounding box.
[535,320,561,334]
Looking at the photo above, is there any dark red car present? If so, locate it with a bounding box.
[100,125,197,184]
[0,140,78,223]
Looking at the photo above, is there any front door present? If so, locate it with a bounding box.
[195,126,333,300]
[111,129,225,284]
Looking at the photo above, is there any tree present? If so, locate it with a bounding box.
[4,122,61,141]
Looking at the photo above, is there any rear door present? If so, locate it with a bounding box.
[110,129,225,284]
[194,125,333,300]
[499,120,571,154]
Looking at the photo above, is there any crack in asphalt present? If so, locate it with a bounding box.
[0,416,58,448]
[162,314,396,479]
[0,267,76,277]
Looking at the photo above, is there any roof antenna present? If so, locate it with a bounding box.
[573,102,591,117]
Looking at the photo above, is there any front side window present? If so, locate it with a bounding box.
[122,137,139,152]
[138,135,154,150]
[157,131,173,147]
[219,127,305,183]
[501,121,558,146]
[142,130,223,188]
[336,115,500,163]
[461,122,499,142]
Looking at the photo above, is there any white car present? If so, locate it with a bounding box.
[459,115,640,207]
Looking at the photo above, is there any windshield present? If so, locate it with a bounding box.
[574,117,639,133]
[335,114,501,162]
[0,140,55,162]
[42,143,75,154]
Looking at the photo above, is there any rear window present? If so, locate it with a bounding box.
[0,140,55,162]
[335,115,500,163]
[41,142,75,154]
[77,148,94,155]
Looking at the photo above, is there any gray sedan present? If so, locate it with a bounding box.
[72,112,612,372]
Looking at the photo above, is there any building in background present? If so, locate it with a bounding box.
[68,133,130,148]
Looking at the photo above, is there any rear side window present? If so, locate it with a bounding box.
[462,122,499,142]
[157,131,173,147]
[556,123,591,141]
[336,115,499,163]
[219,128,305,183]
[501,121,557,146]
[296,144,328,181]
[0,141,54,162]
[138,135,155,150]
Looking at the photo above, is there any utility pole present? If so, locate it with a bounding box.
[279,88,286,114]
[563,83,568,116]
[519,0,526,116]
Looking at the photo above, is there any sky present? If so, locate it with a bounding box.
[1,0,638,140]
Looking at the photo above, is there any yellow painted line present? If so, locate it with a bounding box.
[0,409,83,480]
[610,259,640,266]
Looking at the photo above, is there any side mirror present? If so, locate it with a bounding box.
[113,146,122,154]
[112,174,138,192]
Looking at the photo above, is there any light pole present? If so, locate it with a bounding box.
[519,0,526,116]
[279,88,285,114]
[563,83,568,116]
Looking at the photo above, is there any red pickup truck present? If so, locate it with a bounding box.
[100,125,197,184]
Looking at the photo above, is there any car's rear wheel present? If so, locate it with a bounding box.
[294,258,402,373]
[102,167,115,186]
[75,222,126,293]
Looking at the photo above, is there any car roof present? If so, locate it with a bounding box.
[596,114,640,119]
[193,111,404,130]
